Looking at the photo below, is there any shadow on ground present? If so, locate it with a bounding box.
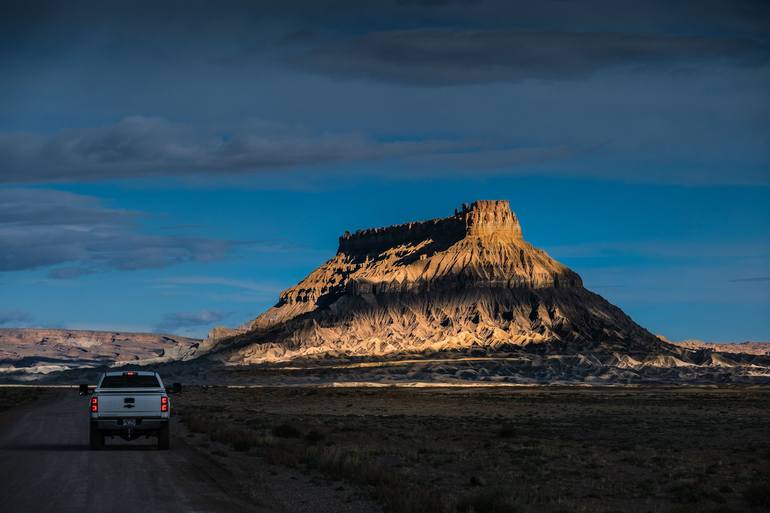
[2,442,163,451]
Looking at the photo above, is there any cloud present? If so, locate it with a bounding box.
[0,188,233,273]
[416,145,579,171]
[153,276,284,304]
[0,310,32,326]
[47,266,95,280]
[0,2,768,187]
[551,240,770,306]
[729,276,770,282]
[546,240,770,261]
[158,276,283,294]
[288,29,770,85]
[1,115,766,185]
[0,117,605,185]
[154,310,230,333]
[0,117,474,184]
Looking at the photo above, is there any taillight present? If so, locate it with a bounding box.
[160,396,169,412]
[90,397,98,413]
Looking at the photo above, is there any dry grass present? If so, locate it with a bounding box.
[744,482,770,510]
[0,386,50,413]
[308,445,442,513]
[184,410,275,452]
[175,386,770,513]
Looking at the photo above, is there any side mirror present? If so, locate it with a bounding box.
[78,384,90,396]
[170,382,182,394]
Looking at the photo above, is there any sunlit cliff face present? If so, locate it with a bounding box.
[202,201,664,365]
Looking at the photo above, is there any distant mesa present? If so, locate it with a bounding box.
[0,329,200,379]
[668,339,770,356]
[4,201,769,385]
[203,200,754,379]
[337,200,525,255]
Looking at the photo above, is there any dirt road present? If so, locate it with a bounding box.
[0,391,262,513]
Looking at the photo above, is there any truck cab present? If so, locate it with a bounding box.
[87,370,177,450]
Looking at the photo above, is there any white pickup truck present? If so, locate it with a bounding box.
[81,370,180,450]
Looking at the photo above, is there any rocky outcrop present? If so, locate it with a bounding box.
[8,198,767,385]
[206,201,683,366]
[240,201,581,334]
[0,329,201,377]
[670,340,770,356]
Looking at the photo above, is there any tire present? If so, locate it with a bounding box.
[158,422,170,450]
[89,422,104,450]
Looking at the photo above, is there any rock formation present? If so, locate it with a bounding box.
[206,201,682,366]
[0,329,201,378]
[7,201,770,384]
[10,201,767,384]
[669,340,770,356]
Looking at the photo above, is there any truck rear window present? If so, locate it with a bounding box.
[100,375,161,388]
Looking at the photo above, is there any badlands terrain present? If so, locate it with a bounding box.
[1,200,768,385]
[0,328,201,379]
[166,200,770,385]
[0,200,768,513]
[669,340,770,356]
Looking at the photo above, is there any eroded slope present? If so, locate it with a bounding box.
[208,201,676,365]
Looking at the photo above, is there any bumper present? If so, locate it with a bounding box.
[93,417,168,431]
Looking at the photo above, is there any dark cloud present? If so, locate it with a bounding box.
[154,310,230,333]
[417,145,578,171]
[0,310,32,326]
[0,1,767,186]
[289,29,769,85]
[2,115,766,184]
[0,117,475,184]
[4,1,768,86]
[0,188,232,273]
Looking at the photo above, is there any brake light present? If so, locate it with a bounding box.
[90,397,98,413]
[125,371,137,376]
[160,396,168,412]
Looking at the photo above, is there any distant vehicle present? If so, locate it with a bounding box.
[80,370,181,450]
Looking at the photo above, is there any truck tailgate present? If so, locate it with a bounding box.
[97,390,164,416]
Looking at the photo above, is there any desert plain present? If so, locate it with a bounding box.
[169,385,770,513]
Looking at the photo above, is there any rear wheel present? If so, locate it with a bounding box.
[89,423,104,450]
[158,422,170,450]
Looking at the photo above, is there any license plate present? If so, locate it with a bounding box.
[124,419,136,427]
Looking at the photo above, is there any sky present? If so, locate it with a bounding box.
[1,0,768,340]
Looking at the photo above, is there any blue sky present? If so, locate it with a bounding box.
[1,0,768,340]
